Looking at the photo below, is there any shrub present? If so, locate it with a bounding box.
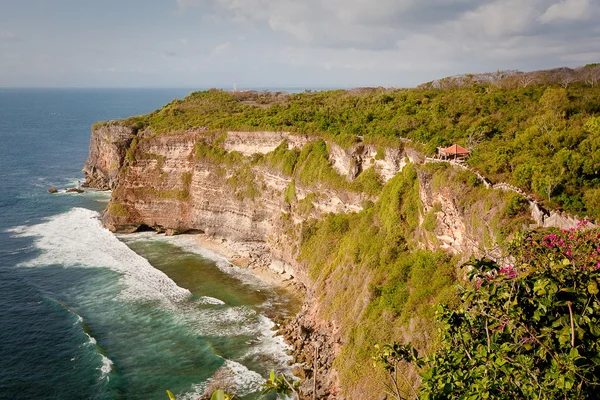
[382,223,600,399]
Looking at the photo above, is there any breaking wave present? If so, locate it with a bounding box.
[8,208,192,305]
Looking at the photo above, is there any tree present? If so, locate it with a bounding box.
[518,73,538,88]
[582,65,600,87]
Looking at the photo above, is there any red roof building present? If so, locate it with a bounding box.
[438,144,470,161]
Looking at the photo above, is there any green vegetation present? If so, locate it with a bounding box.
[284,180,297,204]
[297,193,317,215]
[194,140,260,201]
[137,152,166,171]
[129,172,192,201]
[380,224,600,399]
[108,202,130,217]
[422,211,437,232]
[294,165,461,396]
[125,138,138,162]
[108,77,600,220]
[263,140,300,176]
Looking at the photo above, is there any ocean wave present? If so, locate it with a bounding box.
[9,207,292,389]
[116,231,294,370]
[9,207,192,305]
[99,355,114,381]
[55,299,114,381]
[178,359,265,399]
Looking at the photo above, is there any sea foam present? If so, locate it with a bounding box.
[9,207,192,305]
[8,207,293,391]
[178,359,266,399]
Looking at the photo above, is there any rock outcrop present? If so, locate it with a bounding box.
[83,122,136,190]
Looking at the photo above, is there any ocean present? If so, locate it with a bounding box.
[0,88,298,400]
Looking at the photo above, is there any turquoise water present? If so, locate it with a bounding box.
[0,89,298,400]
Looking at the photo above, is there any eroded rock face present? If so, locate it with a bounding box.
[83,122,136,190]
[327,142,407,183]
[223,131,311,156]
[94,128,370,242]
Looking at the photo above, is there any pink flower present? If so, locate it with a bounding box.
[499,265,517,279]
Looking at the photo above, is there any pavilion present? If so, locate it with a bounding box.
[438,144,470,161]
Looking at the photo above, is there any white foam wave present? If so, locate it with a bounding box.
[198,296,226,305]
[9,207,192,305]
[99,355,114,381]
[9,208,294,389]
[178,359,265,399]
[221,360,265,395]
[118,231,294,369]
[86,333,97,345]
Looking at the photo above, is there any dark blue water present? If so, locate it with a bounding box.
[0,89,297,400]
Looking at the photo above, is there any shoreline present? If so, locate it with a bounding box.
[192,233,306,304]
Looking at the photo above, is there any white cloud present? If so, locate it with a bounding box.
[172,0,600,85]
[213,41,231,54]
[539,0,594,23]
[458,0,547,38]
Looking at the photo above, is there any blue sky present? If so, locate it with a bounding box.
[1,0,599,88]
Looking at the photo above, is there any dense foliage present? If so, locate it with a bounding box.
[381,224,600,399]
[291,165,457,397]
[108,75,600,219]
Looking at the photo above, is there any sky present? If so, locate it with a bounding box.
[0,0,599,88]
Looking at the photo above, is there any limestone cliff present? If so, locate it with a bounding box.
[83,122,136,190]
[83,123,577,399]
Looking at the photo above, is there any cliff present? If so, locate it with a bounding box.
[83,122,136,190]
[86,120,558,398]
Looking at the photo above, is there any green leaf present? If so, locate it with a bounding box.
[166,390,177,400]
[588,281,599,295]
[210,390,225,400]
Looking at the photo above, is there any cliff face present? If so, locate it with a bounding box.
[83,124,567,398]
[83,122,136,190]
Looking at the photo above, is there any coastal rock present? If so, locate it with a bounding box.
[48,187,58,194]
[82,121,136,190]
[66,188,84,193]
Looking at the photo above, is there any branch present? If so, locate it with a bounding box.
[485,319,491,353]
[281,375,299,399]
[567,301,575,348]
[386,367,404,400]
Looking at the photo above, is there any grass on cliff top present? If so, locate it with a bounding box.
[105,81,600,220]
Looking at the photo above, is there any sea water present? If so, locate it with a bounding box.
[0,89,298,400]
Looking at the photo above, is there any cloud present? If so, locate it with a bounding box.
[539,0,595,23]
[213,41,231,54]
[172,0,600,85]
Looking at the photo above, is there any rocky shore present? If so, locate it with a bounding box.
[276,305,341,399]
[192,232,339,399]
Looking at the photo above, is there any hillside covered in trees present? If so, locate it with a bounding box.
[108,64,600,222]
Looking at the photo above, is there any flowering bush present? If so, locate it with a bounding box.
[379,224,600,399]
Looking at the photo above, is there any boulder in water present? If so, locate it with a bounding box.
[66,188,84,194]
[48,187,58,194]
